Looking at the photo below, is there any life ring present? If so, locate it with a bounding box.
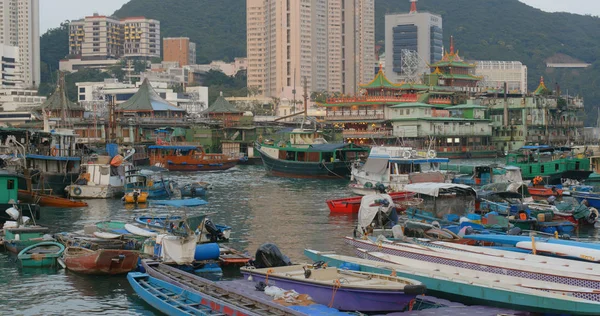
[51,148,58,156]
[72,186,82,196]
[402,150,412,159]
[427,150,437,158]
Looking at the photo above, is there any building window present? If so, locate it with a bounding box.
[7,179,13,190]
[93,22,99,26]
[79,88,85,93]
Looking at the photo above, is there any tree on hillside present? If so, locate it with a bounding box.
[64,69,111,102]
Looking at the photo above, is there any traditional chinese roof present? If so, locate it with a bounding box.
[430,36,476,69]
[359,67,401,90]
[438,73,480,80]
[389,102,447,109]
[534,76,548,95]
[117,79,185,112]
[40,73,84,112]
[398,83,430,90]
[204,94,242,114]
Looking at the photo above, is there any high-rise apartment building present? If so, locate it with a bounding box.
[69,14,160,60]
[247,0,375,98]
[122,17,160,59]
[163,37,196,67]
[0,0,40,88]
[0,44,20,87]
[384,0,442,83]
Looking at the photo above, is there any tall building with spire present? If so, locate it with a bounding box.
[384,0,442,83]
[246,0,375,98]
[0,0,40,88]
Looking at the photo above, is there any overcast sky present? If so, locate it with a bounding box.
[40,0,600,33]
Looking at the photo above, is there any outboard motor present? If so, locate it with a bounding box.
[204,219,226,242]
[253,243,292,268]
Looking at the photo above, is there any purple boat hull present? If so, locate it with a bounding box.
[241,271,417,312]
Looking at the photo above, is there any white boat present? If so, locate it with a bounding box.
[516,241,600,262]
[350,146,449,195]
[345,236,600,289]
[125,223,157,237]
[65,151,135,199]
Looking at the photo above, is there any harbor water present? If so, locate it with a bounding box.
[2,161,600,314]
[0,165,360,315]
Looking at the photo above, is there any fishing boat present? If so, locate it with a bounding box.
[63,247,139,274]
[571,190,600,208]
[240,264,426,312]
[179,182,211,197]
[149,198,207,207]
[445,165,523,186]
[255,128,368,179]
[135,215,231,243]
[326,191,414,214]
[304,249,600,315]
[141,259,310,316]
[65,150,135,199]
[17,241,65,268]
[506,145,592,185]
[55,232,141,250]
[3,208,52,254]
[18,190,89,208]
[461,234,600,249]
[0,172,40,223]
[404,183,477,224]
[349,146,448,195]
[149,145,239,172]
[123,169,172,202]
[354,194,399,238]
[95,221,147,241]
[360,249,600,303]
[127,272,254,316]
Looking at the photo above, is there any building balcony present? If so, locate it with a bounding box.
[438,145,496,153]
[325,110,384,121]
[342,129,393,138]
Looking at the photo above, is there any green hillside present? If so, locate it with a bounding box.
[40,0,600,124]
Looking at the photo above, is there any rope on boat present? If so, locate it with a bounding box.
[265,268,274,285]
[328,279,342,308]
[320,160,345,179]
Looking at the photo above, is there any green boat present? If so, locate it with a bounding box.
[17,241,65,268]
[506,145,591,185]
[255,128,368,179]
[304,249,600,315]
[3,226,50,254]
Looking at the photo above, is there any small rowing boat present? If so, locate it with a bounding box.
[18,189,88,208]
[326,191,415,213]
[240,264,425,312]
[18,241,65,268]
[63,247,139,275]
[127,272,254,316]
[149,198,207,207]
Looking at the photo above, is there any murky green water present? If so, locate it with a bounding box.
[0,165,360,315]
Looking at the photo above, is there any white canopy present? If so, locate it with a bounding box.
[404,183,475,197]
[357,194,395,229]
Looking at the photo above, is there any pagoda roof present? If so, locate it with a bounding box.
[431,60,476,68]
[39,74,84,112]
[204,95,243,114]
[359,68,401,90]
[117,79,184,112]
[534,76,548,95]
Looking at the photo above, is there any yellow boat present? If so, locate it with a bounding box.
[124,190,149,204]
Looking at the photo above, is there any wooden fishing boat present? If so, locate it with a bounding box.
[149,145,239,172]
[240,265,425,312]
[361,249,600,303]
[141,259,306,316]
[326,191,414,213]
[63,247,139,274]
[18,241,65,268]
[528,186,563,198]
[255,129,368,179]
[55,232,140,250]
[304,249,600,315]
[127,272,255,316]
[3,225,50,254]
[0,173,40,223]
[18,189,88,208]
[345,236,600,289]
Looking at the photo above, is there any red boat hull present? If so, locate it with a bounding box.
[327,192,415,213]
[529,187,563,197]
[18,190,88,208]
[64,248,140,275]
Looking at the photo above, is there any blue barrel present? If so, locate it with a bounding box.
[194,243,220,261]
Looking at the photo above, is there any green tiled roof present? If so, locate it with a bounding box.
[432,61,476,68]
[39,75,84,112]
[118,79,185,112]
[439,74,480,80]
[389,102,447,109]
[390,117,490,122]
[398,83,430,90]
[360,69,400,89]
[446,104,487,110]
[204,95,242,114]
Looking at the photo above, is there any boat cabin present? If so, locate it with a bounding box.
[507,145,590,182]
[78,163,131,187]
[405,183,477,222]
[0,171,19,204]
